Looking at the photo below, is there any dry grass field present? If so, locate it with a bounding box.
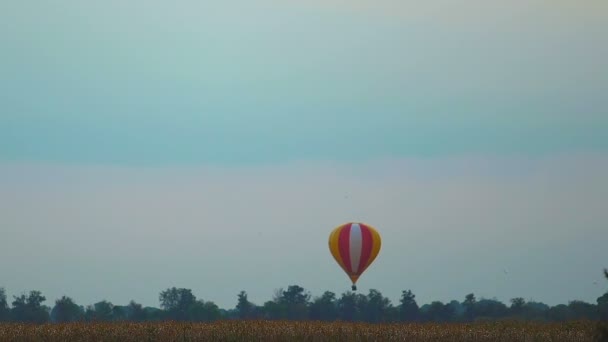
[0,320,602,341]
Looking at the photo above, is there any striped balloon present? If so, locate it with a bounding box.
[328,222,381,290]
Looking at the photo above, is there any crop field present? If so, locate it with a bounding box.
[0,320,602,341]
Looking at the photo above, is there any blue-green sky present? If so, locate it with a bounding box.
[1,0,607,309]
[2,0,607,164]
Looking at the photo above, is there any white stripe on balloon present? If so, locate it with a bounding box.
[349,223,362,273]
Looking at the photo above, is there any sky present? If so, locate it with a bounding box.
[0,0,607,310]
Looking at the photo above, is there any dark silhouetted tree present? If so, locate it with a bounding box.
[309,291,338,321]
[399,290,419,322]
[364,289,392,323]
[568,300,598,320]
[112,305,128,321]
[51,296,83,323]
[521,301,549,321]
[596,269,608,341]
[598,292,608,319]
[279,285,310,320]
[126,300,147,321]
[144,306,164,321]
[159,287,196,321]
[85,301,114,321]
[188,300,221,321]
[0,287,9,321]
[262,300,286,320]
[204,301,222,321]
[463,293,476,321]
[11,290,50,323]
[236,291,254,319]
[4,283,608,324]
[355,293,369,321]
[338,291,358,321]
[547,304,572,321]
[510,297,526,317]
[474,298,508,320]
[260,288,288,320]
[446,300,464,321]
[423,301,456,322]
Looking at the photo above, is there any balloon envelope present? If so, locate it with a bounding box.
[328,222,381,287]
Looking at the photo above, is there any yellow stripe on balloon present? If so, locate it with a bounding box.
[329,224,347,273]
[363,224,381,271]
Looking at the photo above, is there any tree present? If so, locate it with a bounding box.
[144,307,164,321]
[203,301,221,321]
[423,301,456,322]
[424,301,443,322]
[567,300,598,320]
[399,290,419,322]
[259,287,289,320]
[463,293,476,322]
[521,301,549,321]
[547,304,572,321]
[188,300,221,321]
[338,291,358,322]
[309,291,338,321]
[280,285,310,320]
[261,300,286,320]
[11,290,50,323]
[126,300,147,321]
[51,296,83,323]
[446,300,464,321]
[596,269,608,341]
[236,291,254,319]
[112,305,128,321]
[473,298,508,320]
[548,300,597,321]
[85,300,114,321]
[597,269,608,320]
[510,297,526,317]
[599,292,608,318]
[364,289,392,323]
[0,288,9,321]
[159,287,197,321]
[355,293,369,321]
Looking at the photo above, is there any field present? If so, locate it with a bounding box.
[0,320,601,341]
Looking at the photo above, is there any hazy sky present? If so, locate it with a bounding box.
[1,0,607,309]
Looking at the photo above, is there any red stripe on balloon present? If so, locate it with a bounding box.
[338,224,352,273]
[358,224,373,273]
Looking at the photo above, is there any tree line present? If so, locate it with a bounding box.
[1,270,606,324]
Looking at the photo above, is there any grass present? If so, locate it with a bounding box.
[0,320,599,341]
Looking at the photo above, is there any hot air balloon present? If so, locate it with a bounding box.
[328,222,381,291]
